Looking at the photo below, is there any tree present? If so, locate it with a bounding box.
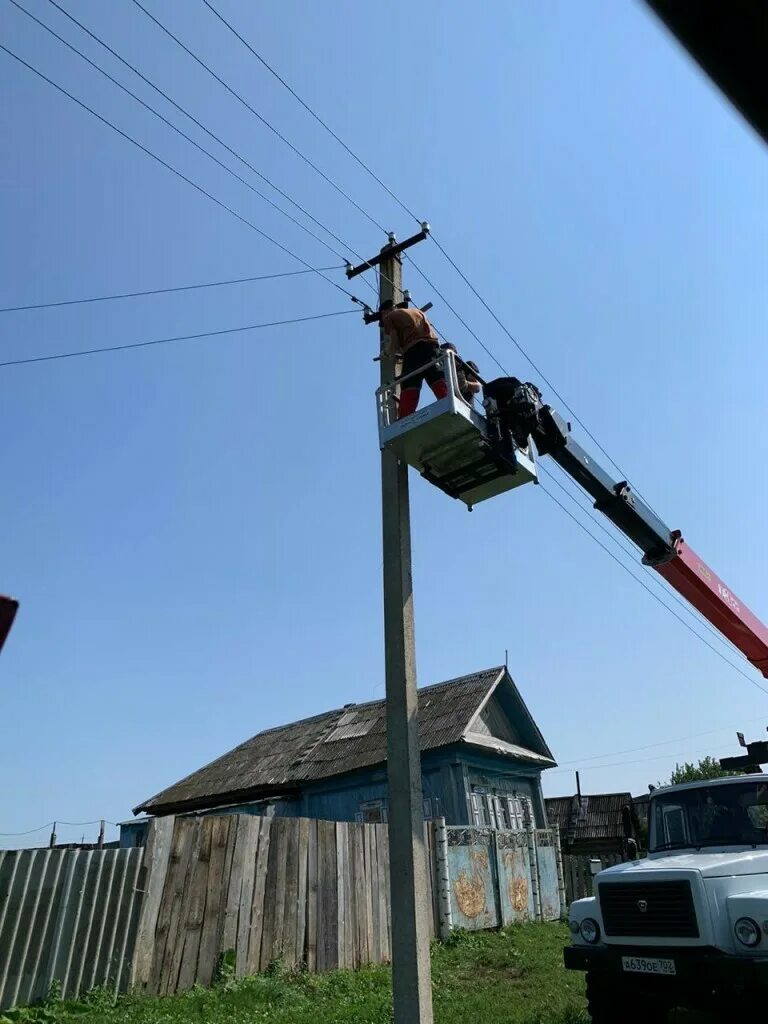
[665,756,743,786]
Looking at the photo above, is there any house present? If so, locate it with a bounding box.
[545,791,638,856]
[122,666,556,846]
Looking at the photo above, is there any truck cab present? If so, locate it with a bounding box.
[565,775,768,1022]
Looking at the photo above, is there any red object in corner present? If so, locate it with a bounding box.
[654,538,768,678]
[0,596,18,654]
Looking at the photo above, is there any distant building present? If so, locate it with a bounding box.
[122,666,556,847]
[545,792,639,857]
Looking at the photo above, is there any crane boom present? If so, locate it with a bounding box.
[483,378,768,678]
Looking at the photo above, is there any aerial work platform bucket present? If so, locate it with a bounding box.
[376,350,537,508]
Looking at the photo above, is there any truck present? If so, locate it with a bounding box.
[565,774,768,1022]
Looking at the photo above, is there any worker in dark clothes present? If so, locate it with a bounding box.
[441,343,481,406]
[0,595,18,654]
[380,300,448,418]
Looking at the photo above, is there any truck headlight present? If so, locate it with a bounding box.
[579,918,601,944]
[734,917,761,948]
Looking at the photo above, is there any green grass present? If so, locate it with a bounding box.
[2,924,589,1024]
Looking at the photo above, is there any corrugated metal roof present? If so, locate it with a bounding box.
[135,666,550,815]
[545,792,634,841]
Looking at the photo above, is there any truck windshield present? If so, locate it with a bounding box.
[651,781,768,851]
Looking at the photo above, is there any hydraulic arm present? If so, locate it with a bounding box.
[484,378,768,678]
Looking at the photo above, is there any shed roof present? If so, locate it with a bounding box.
[135,666,555,816]
[545,792,634,842]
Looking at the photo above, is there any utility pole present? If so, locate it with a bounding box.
[377,243,434,1024]
[346,224,433,1024]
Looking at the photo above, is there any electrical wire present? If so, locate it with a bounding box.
[13,4,764,722]
[0,819,117,836]
[201,0,423,227]
[412,252,754,675]
[0,309,357,368]
[41,0,388,295]
[13,0,354,266]
[430,234,663,516]
[38,0,407,304]
[404,255,508,374]
[0,265,344,313]
[537,479,768,698]
[208,20,667,520]
[538,462,748,663]
[545,743,736,776]
[555,717,768,769]
[130,0,387,235]
[0,41,357,304]
[0,823,52,836]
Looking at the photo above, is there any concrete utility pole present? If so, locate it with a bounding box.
[378,245,434,1024]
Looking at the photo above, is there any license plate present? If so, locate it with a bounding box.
[622,956,676,976]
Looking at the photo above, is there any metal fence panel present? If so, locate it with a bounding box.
[0,848,143,1012]
[445,827,500,931]
[495,831,534,924]
[534,831,561,921]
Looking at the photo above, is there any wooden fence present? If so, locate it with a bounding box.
[561,852,625,904]
[0,847,143,1011]
[131,814,436,995]
[1,814,562,1010]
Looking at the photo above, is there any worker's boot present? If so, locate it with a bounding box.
[398,387,420,419]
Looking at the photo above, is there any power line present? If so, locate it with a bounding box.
[200,0,423,226]
[0,41,356,303]
[413,252,754,675]
[555,717,767,769]
[0,309,356,368]
[211,21,663,516]
[546,743,736,777]
[0,265,343,313]
[404,256,508,374]
[538,480,768,698]
[430,234,663,516]
[130,0,387,235]
[0,823,52,836]
[42,0,387,289]
[538,462,748,663]
[39,0,399,303]
[0,819,117,836]
[14,0,353,266]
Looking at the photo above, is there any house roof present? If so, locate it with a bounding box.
[135,666,555,816]
[545,792,634,842]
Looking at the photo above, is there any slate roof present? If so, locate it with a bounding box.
[135,666,554,815]
[545,792,635,842]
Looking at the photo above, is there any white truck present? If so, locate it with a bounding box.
[565,775,768,1022]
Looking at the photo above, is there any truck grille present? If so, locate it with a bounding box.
[598,880,699,938]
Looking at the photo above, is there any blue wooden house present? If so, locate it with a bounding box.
[121,666,556,847]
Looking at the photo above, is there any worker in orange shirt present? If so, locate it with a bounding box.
[379,300,448,418]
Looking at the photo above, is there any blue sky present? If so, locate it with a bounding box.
[1,0,766,846]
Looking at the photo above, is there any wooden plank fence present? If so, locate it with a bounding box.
[561,852,625,904]
[131,814,435,996]
[0,848,143,1011]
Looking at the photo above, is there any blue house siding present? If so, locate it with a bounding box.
[121,744,549,846]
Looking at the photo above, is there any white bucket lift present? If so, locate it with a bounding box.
[376,350,537,508]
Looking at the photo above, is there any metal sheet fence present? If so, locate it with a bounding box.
[443,825,563,932]
[0,847,143,1011]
